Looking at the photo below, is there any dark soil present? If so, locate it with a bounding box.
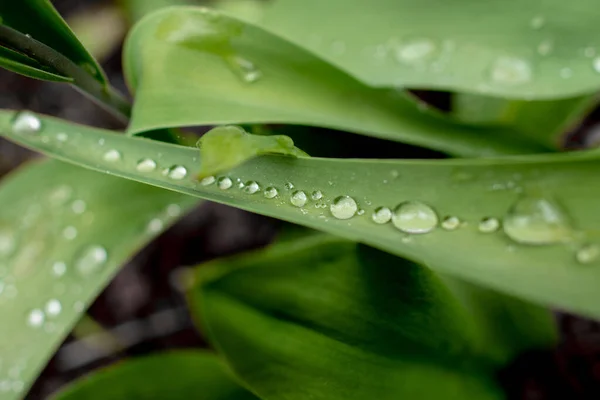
[1,0,600,399]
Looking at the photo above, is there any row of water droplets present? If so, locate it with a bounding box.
[9,112,599,268]
[321,14,600,88]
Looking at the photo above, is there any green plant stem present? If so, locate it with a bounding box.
[0,25,131,123]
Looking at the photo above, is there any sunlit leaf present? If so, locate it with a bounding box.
[189,235,555,400]
[53,351,259,400]
[0,158,198,399]
[260,0,600,99]
[123,6,547,157]
[3,111,600,320]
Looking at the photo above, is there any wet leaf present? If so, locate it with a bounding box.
[123,6,547,157]
[0,158,198,399]
[0,45,72,82]
[189,235,555,400]
[53,351,259,400]
[3,112,600,320]
[260,0,600,99]
[197,125,307,178]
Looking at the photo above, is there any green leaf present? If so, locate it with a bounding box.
[197,125,307,178]
[453,93,598,148]
[0,45,73,82]
[0,158,198,399]
[119,0,194,23]
[53,351,259,400]
[3,111,600,320]
[260,0,600,99]
[123,6,548,157]
[189,235,555,400]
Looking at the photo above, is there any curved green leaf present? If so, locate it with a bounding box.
[0,0,106,83]
[53,351,258,400]
[2,112,600,320]
[0,46,73,82]
[0,158,198,400]
[197,125,307,178]
[189,235,554,400]
[123,6,547,157]
[260,0,600,99]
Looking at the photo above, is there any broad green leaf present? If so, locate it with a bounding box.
[0,0,105,83]
[123,6,548,157]
[0,46,73,82]
[454,93,598,147]
[53,351,259,400]
[0,158,198,400]
[260,0,600,99]
[197,125,307,178]
[3,111,600,320]
[189,235,554,400]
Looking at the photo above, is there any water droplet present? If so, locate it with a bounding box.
[166,204,182,217]
[136,158,157,173]
[290,191,308,207]
[217,177,233,190]
[330,196,358,220]
[264,187,278,199]
[372,207,392,224]
[45,299,62,316]
[75,245,108,275]
[593,57,600,73]
[357,209,365,216]
[503,196,572,245]
[27,309,44,328]
[56,132,68,142]
[12,111,42,134]
[530,15,545,29]
[490,56,532,85]
[284,182,295,190]
[62,226,78,241]
[537,39,553,56]
[441,216,461,231]
[243,181,260,194]
[392,201,438,234]
[146,218,164,234]
[52,261,67,277]
[576,244,599,264]
[48,185,73,205]
[479,217,500,233]
[166,165,188,180]
[103,149,122,163]
[200,176,215,186]
[311,191,323,201]
[71,200,87,214]
[231,56,262,83]
[395,38,437,64]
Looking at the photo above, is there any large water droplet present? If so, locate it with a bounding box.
[243,181,260,194]
[200,176,215,186]
[12,112,42,134]
[502,196,572,245]
[395,38,437,64]
[136,158,157,173]
[27,309,44,328]
[290,191,308,207]
[392,201,438,234]
[45,299,62,317]
[490,56,532,85]
[166,165,188,180]
[576,244,599,264]
[103,149,122,163]
[441,216,461,231]
[75,245,108,275]
[372,207,392,224]
[264,187,278,199]
[478,217,500,233]
[330,196,358,220]
[217,177,232,190]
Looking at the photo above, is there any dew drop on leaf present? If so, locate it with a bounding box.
[146,218,164,234]
[502,196,572,245]
[311,190,323,200]
[264,187,278,199]
[394,37,437,65]
[136,158,157,172]
[330,196,358,220]
[103,149,122,163]
[243,181,260,194]
[284,182,295,190]
[12,112,42,134]
[71,200,87,215]
[200,176,215,186]
[489,56,532,85]
[229,56,262,83]
[290,191,308,207]
[478,217,500,233]
[51,261,67,277]
[217,177,233,190]
[27,309,44,328]
[441,216,461,231]
[75,245,108,275]
[392,201,438,234]
[45,299,62,317]
[166,165,188,180]
[371,207,392,224]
